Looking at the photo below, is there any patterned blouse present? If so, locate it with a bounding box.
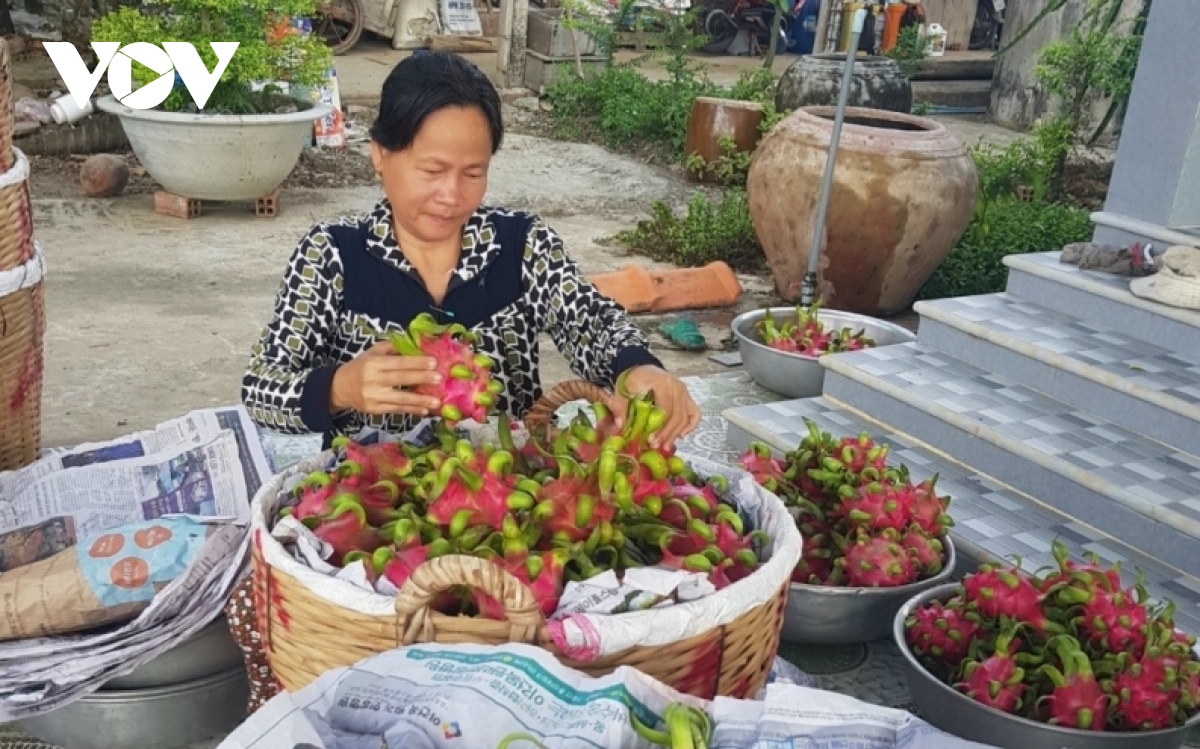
[241,198,663,446]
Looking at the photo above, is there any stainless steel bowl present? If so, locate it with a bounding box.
[17,665,250,749]
[102,615,242,690]
[730,306,916,398]
[893,583,1200,749]
[782,536,957,645]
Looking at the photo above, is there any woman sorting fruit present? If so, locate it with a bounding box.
[228,51,702,712]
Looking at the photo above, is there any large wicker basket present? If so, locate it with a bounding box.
[0,39,47,472]
[251,380,797,700]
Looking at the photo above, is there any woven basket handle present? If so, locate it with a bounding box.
[393,554,546,645]
[523,379,611,433]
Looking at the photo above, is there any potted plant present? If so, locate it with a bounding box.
[893,541,1200,749]
[91,0,334,201]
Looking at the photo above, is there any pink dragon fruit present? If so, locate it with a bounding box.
[834,432,890,480]
[531,471,614,544]
[423,450,534,533]
[962,564,1062,636]
[954,627,1029,714]
[907,477,953,537]
[330,437,415,485]
[1056,581,1150,655]
[388,312,504,425]
[1035,538,1123,594]
[836,531,918,587]
[738,442,786,492]
[1107,652,1183,731]
[1036,635,1110,731]
[900,528,946,576]
[838,481,914,534]
[289,470,340,520]
[905,599,982,670]
[473,548,569,619]
[304,498,386,566]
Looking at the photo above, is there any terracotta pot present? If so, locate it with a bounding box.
[775,54,912,114]
[746,106,978,316]
[683,96,765,184]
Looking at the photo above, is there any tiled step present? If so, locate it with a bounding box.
[913,292,1200,452]
[1004,251,1200,354]
[721,396,1200,636]
[817,343,1200,580]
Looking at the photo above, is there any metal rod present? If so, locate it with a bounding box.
[801,7,868,309]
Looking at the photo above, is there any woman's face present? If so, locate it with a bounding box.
[370,105,493,247]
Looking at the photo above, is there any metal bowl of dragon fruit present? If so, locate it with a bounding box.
[731,306,915,399]
[893,583,1200,749]
[780,534,957,645]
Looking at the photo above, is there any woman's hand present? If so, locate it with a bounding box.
[607,365,702,449]
[329,341,444,417]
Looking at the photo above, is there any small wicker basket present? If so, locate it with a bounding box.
[251,380,794,700]
[0,38,47,472]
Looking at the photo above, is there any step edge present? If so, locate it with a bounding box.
[1003,253,1200,331]
[913,299,1200,422]
[820,353,1200,541]
[721,399,1200,592]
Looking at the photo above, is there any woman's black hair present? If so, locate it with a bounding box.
[370,51,504,154]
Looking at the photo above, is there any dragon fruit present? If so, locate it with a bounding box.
[900,528,945,576]
[423,450,535,533]
[532,466,615,544]
[289,470,341,520]
[1034,539,1123,597]
[905,547,1200,732]
[954,627,1030,714]
[754,301,876,358]
[1107,651,1182,731]
[1056,580,1150,655]
[388,312,504,425]
[738,442,786,492]
[905,599,982,670]
[304,498,386,566]
[330,436,415,485]
[836,531,918,587]
[906,477,953,538]
[1036,635,1111,731]
[838,481,914,533]
[962,564,1062,636]
[473,548,570,619]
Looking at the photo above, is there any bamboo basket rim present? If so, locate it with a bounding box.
[250,379,803,647]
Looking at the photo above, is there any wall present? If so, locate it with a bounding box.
[989,0,1144,140]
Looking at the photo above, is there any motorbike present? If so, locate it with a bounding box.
[694,0,793,55]
[971,0,1004,50]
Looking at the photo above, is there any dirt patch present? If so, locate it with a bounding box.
[1061,159,1112,211]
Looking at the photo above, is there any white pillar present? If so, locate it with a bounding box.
[1092,0,1200,247]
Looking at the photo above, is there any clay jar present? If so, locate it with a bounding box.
[775,54,913,114]
[684,96,765,184]
[746,106,978,316]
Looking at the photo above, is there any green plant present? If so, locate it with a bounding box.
[1035,0,1148,145]
[1000,0,1149,147]
[885,24,930,79]
[613,190,763,271]
[90,0,332,114]
[918,196,1093,300]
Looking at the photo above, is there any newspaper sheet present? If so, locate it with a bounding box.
[219,643,999,749]
[0,405,274,721]
[0,406,270,572]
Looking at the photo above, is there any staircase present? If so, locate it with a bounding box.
[722,251,1200,635]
